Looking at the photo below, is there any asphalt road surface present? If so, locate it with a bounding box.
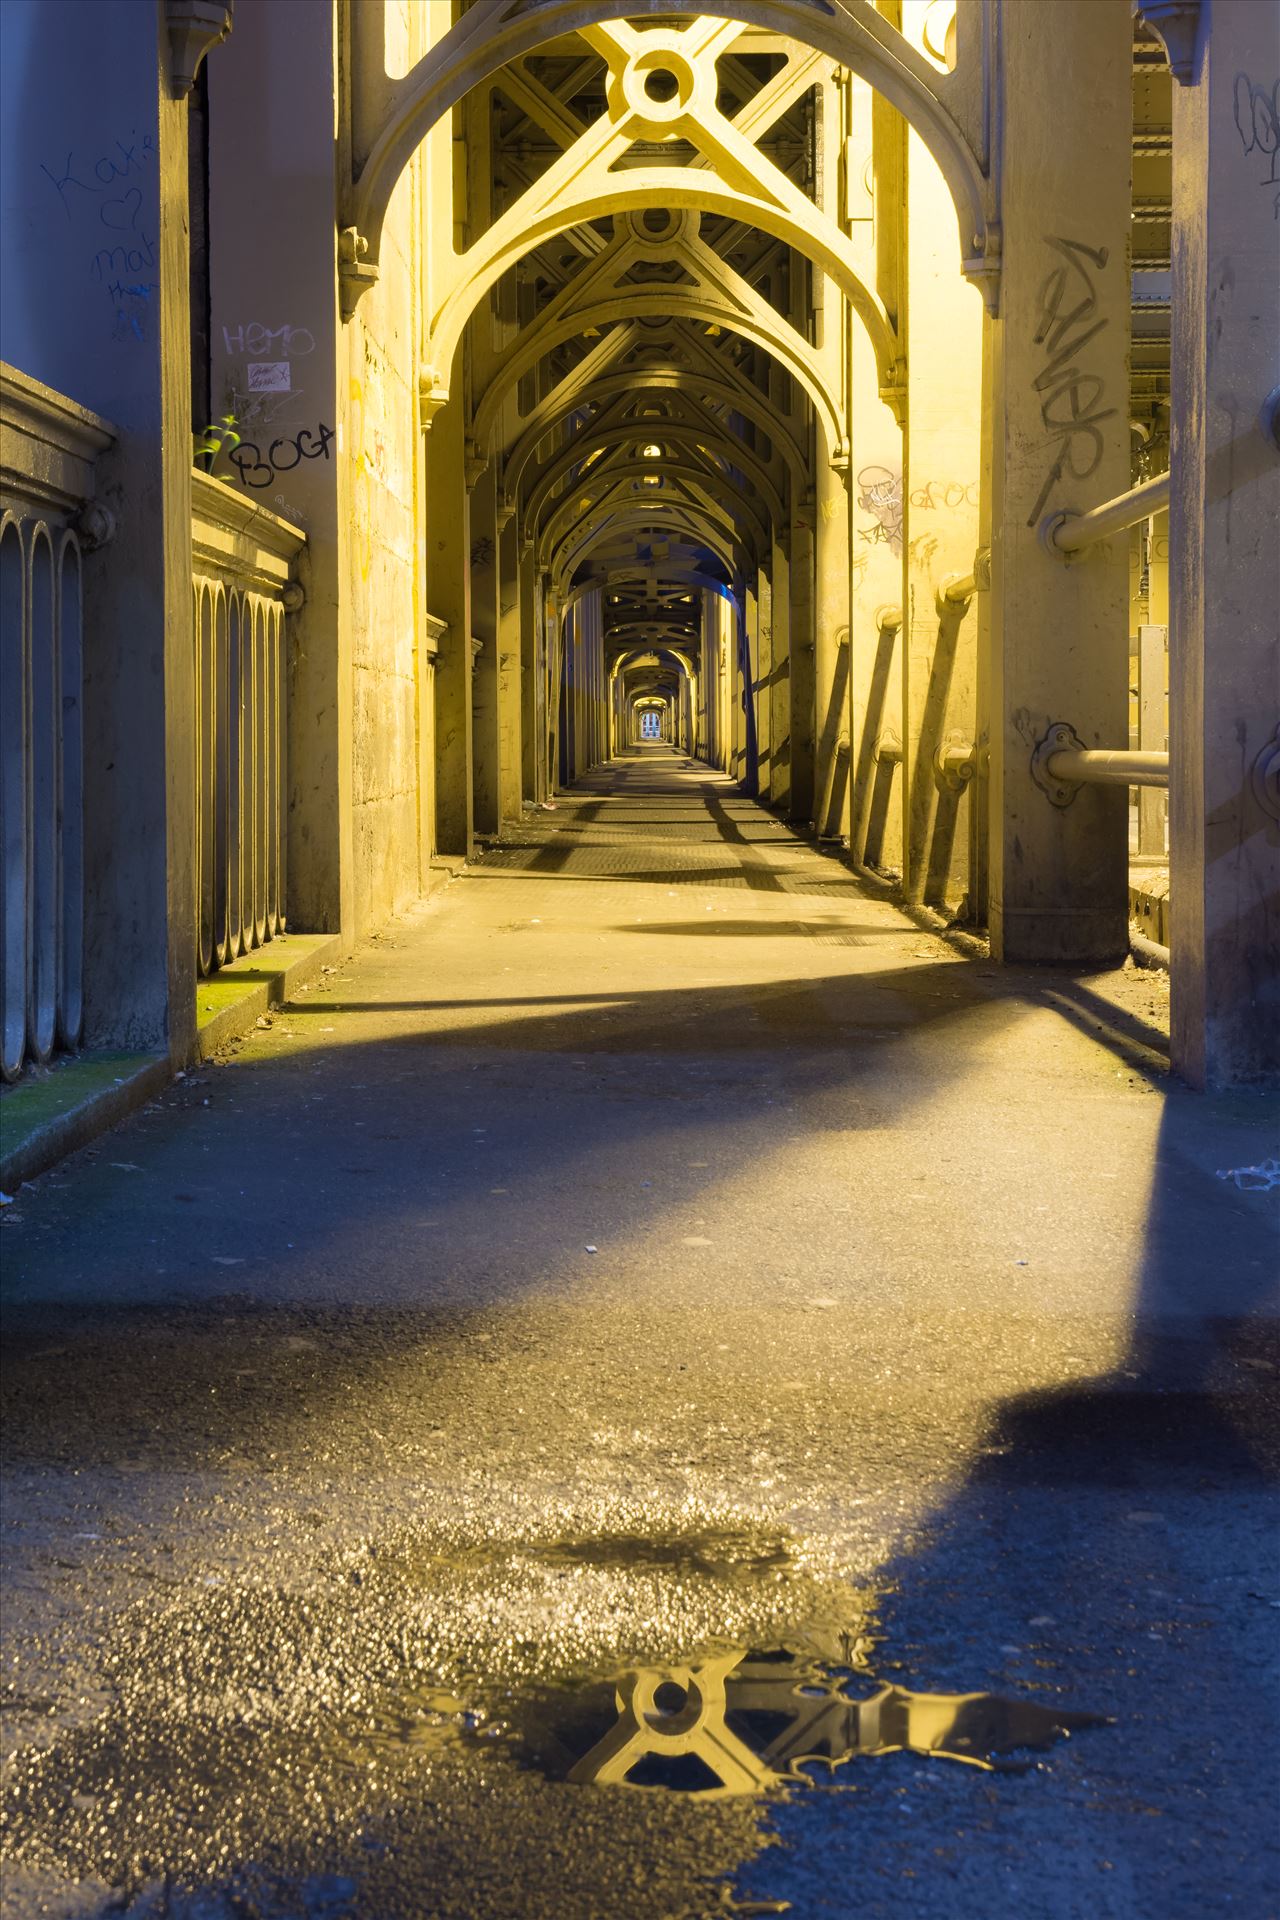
[3,754,1278,1919]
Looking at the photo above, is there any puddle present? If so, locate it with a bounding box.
[1,1514,1113,1914]
[500,1642,1110,1797]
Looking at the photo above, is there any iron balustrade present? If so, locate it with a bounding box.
[190,472,304,977]
[0,365,115,1082]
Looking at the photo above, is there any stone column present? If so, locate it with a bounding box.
[740,571,760,792]
[426,391,473,857]
[755,563,774,799]
[788,511,817,820]
[768,530,791,812]
[206,0,362,940]
[1167,0,1280,1086]
[470,461,500,837]
[848,62,908,875]
[814,456,851,838]
[899,44,983,907]
[518,537,540,802]
[497,507,523,824]
[985,0,1133,961]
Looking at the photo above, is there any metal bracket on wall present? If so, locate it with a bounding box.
[1030,721,1088,808]
[934,735,977,793]
[1252,724,1280,823]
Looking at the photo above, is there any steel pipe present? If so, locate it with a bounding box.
[1049,747,1169,788]
[1041,470,1171,557]
[1031,721,1169,807]
[936,547,991,610]
[1130,932,1170,971]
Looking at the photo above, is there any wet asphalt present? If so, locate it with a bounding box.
[2,752,1278,1920]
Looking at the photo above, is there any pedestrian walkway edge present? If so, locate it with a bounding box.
[1,1051,170,1194]
[194,932,345,1060]
[1,932,346,1193]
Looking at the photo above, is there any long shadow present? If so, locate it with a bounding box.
[814,635,851,841]
[905,601,966,908]
[4,752,1277,1915]
[849,617,898,866]
[607,919,902,940]
[701,793,791,894]
[733,1083,1280,1914]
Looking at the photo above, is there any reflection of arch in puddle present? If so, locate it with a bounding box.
[562,1648,1110,1797]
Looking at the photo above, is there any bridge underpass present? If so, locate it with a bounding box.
[4,747,1277,1918]
[1,2,1278,1914]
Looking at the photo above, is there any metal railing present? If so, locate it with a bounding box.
[190,472,304,976]
[936,547,991,609]
[0,364,115,1081]
[1041,471,1172,557]
[1031,721,1169,808]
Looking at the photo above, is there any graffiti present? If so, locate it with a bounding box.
[221,323,315,357]
[1234,72,1280,214]
[224,382,302,433]
[194,415,243,469]
[855,464,903,554]
[40,133,156,215]
[228,424,335,488]
[246,362,291,392]
[41,133,157,339]
[273,492,311,528]
[1026,236,1116,527]
[910,479,979,510]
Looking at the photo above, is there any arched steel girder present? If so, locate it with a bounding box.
[574,538,725,575]
[537,466,759,583]
[505,368,806,508]
[613,645,696,679]
[426,175,895,425]
[551,511,744,603]
[609,627,699,656]
[621,664,687,698]
[474,293,845,465]
[540,465,760,563]
[549,499,743,595]
[572,564,730,605]
[524,423,785,535]
[343,0,996,317]
[535,443,771,548]
[612,655,698,691]
[488,315,766,474]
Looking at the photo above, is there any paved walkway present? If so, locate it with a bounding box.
[3,751,1277,1919]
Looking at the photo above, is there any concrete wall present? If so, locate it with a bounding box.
[0,0,196,1058]
[346,2,426,930]
[207,0,427,940]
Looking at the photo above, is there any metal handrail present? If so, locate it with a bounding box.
[1031,721,1169,807]
[1049,747,1169,788]
[937,547,991,609]
[1041,470,1171,556]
